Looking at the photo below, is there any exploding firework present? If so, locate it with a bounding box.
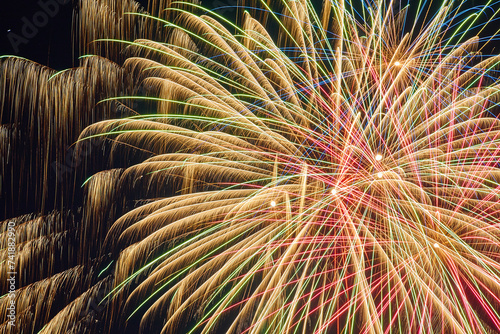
[2,0,500,333]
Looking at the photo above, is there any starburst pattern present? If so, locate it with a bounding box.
[1,0,500,333]
[76,1,500,333]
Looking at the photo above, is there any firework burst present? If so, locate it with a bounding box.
[74,0,500,333]
[2,0,500,333]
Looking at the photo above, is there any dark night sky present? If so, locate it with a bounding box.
[0,0,499,70]
[0,0,77,70]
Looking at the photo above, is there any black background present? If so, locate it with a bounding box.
[0,0,78,70]
[1,0,499,71]
[0,0,244,69]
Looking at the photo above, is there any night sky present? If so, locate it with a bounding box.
[0,0,500,329]
[0,0,235,69]
[0,0,77,70]
[0,1,499,69]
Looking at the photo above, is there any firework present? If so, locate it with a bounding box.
[76,0,500,332]
[2,0,500,333]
